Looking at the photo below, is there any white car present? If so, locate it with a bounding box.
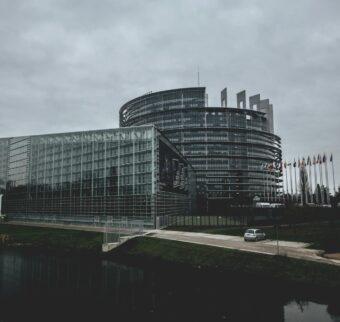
[244,228,266,242]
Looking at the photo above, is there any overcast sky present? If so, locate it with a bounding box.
[1,0,339,188]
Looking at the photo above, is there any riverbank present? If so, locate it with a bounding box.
[0,224,102,254]
[2,223,340,291]
[110,236,340,291]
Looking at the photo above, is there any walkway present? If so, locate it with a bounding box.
[148,230,340,266]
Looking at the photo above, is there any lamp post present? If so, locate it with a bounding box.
[271,207,279,255]
[276,215,279,255]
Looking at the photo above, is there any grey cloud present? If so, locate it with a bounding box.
[0,0,339,187]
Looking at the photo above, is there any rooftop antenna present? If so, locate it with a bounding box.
[197,65,200,87]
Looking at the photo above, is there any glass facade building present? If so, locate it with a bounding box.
[120,87,282,213]
[0,126,195,219]
[0,138,9,191]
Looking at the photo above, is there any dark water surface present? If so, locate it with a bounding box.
[0,249,339,322]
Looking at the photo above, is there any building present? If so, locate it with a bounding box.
[120,87,282,213]
[0,138,8,191]
[0,126,195,220]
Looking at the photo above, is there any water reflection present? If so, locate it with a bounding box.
[285,301,340,322]
[0,249,339,322]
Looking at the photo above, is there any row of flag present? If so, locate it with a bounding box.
[283,154,333,168]
[261,152,336,204]
[262,153,334,171]
[282,152,336,203]
[262,162,281,171]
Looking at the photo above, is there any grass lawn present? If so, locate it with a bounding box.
[113,236,340,290]
[0,224,102,253]
[166,221,340,252]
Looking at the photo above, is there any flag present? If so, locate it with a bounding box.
[307,156,311,165]
[323,154,326,163]
[293,160,296,167]
[298,159,301,167]
[330,154,333,162]
[317,154,321,164]
[313,156,316,165]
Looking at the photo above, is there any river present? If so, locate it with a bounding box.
[0,249,339,321]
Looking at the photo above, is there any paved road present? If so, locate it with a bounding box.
[148,230,340,266]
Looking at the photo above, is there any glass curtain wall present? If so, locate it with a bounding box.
[0,138,9,191]
[2,126,194,219]
[120,88,282,213]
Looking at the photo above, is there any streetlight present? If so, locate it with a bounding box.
[270,207,279,255]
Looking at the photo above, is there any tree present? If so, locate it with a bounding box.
[299,165,309,205]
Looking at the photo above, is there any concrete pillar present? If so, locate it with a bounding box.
[237,90,246,109]
[221,88,227,107]
[249,94,260,110]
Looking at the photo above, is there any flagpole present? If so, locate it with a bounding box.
[266,166,269,202]
[263,163,267,201]
[281,163,285,200]
[262,164,266,201]
[278,162,282,203]
[305,174,308,204]
[294,160,298,203]
[319,155,324,204]
[273,164,275,202]
[323,154,330,204]
[299,160,303,206]
[273,165,276,202]
[273,164,277,202]
[298,158,303,206]
[284,162,289,201]
[269,166,271,202]
[331,154,336,195]
[308,157,312,203]
[276,164,279,202]
[304,162,308,205]
[313,156,319,204]
[281,167,284,203]
[289,163,293,202]
[270,165,273,202]
[297,159,300,205]
[298,159,301,205]
[277,164,280,203]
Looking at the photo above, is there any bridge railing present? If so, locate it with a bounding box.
[6,213,154,229]
[103,216,152,245]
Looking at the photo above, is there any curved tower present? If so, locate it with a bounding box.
[120,87,282,213]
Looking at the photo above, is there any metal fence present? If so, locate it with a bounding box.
[167,215,248,227]
[103,216,152,247]
[166,208,340,227]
